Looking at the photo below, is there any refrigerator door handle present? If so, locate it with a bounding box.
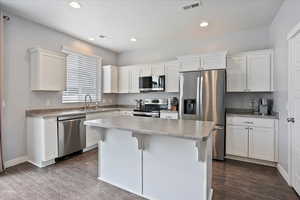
[196,76,200,117]
[199,75,204,118]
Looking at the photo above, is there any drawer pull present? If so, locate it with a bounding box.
[244,121,254,124]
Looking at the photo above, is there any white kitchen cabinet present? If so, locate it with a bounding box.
[118,67,130,93]
[249,127,275,161]
[129,66,140,93]
[247,52,272,92]
[102,65,118,93]
[165,60,180,93]
[227,49,274,92]
[151,63,165,76]
[201,52,227,70]
[27,117,58,168]
[85,111,121,150]
[29,48,66,91]
[226,56,247,92]
[226,116,278,163]
[177,55,201,72]
[139,64,152,77]
[226,125,249,157]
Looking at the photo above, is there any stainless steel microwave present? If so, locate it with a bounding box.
[139,75,165,92]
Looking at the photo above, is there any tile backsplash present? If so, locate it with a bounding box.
[225,92,274,110]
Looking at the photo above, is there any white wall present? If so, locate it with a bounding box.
[117,26,271,66]
[269,0,300,173]
[3,13,118,162]
[117,26,272,107]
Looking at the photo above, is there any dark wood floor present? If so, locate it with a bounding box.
[0,150,298,200]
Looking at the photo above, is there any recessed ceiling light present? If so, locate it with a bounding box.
[99,35,107,39]
[130,38,137,42]
[88,37,95,41]
[69,1,81,8]
[200,21,209,27]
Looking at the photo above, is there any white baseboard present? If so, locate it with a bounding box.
[83,144,98,152]
[277,164,290,185]
[4,156,28,169]
[225,155,277,167]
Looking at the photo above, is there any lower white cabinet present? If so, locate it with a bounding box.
[226,125,249,157]
[248,127,275,161]
[27,117,58,167]
[226,116,278,162]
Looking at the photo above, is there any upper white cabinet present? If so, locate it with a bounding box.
[129,66,140,93]
[177,51,227,72]
[177,55,201,72]
[118,67,130,93]
[227,49,274,92]
[29,48,66,91]
[139,64,152,77]
[151,63,165,76]
[165,60,180,93]
[102,65,118,93]
[118,66,140,94]
[201,52,227,70]
[227,56,247,92]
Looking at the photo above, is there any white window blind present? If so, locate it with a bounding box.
[62,49,101,103]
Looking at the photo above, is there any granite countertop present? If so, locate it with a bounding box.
[84,115,215,141]
[26,105,134,118]
[226,108,279,119]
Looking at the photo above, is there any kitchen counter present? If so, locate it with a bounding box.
[26,105,134,118]
[226,108,279,119]
[84,115,215,141]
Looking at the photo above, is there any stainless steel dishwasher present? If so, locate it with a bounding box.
[57,114,86,157]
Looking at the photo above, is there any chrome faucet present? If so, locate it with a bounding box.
[85,94,93,111]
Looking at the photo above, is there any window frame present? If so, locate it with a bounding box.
[61,47,102,103]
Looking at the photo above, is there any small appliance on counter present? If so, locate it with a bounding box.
[133,98,168,118]
[167,97,179,111]
[258,98,274,115]
[135,99,144,111]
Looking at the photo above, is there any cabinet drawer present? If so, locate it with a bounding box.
[227,116,274,128]
[160,112,178,120]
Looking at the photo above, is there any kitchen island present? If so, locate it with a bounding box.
[84,116,215,200]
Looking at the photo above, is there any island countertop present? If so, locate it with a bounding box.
[84,115,215,141]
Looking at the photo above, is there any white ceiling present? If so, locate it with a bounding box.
[0,0,283,53]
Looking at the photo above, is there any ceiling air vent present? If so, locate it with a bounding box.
[182,0,202,10]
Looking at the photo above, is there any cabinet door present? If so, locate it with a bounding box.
[151,63,165,76]
[249,127,275,161]
[118,67,130,93]
[165,61,180,93]
[247,53,271,91]
[139,64,152,77]
[129,66,140,93]
[178,55,201,72]
[201,52,226,70]
[102,66,118,93]
[226,125,249,157]
[227,56,247,92]
[43,117,58,161]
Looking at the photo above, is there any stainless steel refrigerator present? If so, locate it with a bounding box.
[179,70,225,160]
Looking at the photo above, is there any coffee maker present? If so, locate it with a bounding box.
[258,98,273,115]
